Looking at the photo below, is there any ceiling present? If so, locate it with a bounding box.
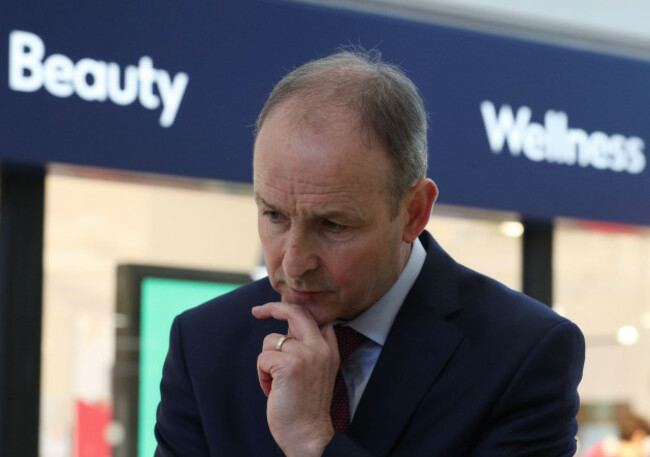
[304,0,650,60]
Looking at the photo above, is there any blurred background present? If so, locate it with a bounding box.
[1,1,649,456]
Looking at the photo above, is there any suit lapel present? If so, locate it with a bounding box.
[348,232,465,456]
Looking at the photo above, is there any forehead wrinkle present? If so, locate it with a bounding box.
[297,196,369,222]
[255,176,370,221]
[258,157,368,196]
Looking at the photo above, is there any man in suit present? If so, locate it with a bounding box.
[155,50,585,456]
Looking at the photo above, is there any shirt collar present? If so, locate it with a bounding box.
[339,237,426,346]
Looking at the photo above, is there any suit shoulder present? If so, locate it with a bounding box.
[456,263,575,333]
[447,264,585,382]
[418,231,574,333]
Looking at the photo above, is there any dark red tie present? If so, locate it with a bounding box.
[331,326,367,433]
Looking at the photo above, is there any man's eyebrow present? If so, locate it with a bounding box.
[254,194,277,209]
[314,208,365,224]
[254,193,363,222]
[315,210,349,221]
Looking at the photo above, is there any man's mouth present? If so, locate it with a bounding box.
[289,288,323,302]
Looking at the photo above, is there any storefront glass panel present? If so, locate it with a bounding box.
[555,219,650,454]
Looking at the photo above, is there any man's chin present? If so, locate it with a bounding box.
[305,307,337,328]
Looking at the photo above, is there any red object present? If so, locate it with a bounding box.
[74,400,111,457]
[331,326,367,432]
[579,220,641,234]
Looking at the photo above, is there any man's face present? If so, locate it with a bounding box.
[253,105,412,326]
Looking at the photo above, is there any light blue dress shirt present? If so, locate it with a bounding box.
[335,238,426,418]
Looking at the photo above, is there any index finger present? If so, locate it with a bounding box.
[252,302,322,341]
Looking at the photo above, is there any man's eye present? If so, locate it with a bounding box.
[323,220,346,232]
[263,210,282,221]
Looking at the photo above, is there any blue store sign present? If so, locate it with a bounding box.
[1,0,648,225]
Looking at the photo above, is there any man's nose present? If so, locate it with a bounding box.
[282,233,318,280]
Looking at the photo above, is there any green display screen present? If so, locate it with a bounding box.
[137,277,242,457]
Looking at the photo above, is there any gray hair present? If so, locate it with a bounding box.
[255,49,428,217]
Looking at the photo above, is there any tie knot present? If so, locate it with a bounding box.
[334,326,367,362]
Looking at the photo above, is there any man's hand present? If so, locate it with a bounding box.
[252,302,339,457]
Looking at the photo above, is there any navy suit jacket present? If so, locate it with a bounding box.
[155,231,585,456]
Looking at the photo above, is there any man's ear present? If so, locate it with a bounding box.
[402,179,438,243]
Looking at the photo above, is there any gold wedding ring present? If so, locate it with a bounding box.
[275,335,293,352]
